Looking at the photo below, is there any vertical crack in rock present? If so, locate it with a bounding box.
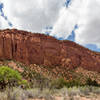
[2,36,5,58]
[11,34,14,59]
[15,43,17,53]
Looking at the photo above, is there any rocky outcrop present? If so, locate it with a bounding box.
[0,29,100,72]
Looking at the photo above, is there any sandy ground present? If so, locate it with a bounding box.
[28,95,100,100]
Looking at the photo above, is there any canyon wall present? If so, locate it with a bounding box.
[0,29,100,72]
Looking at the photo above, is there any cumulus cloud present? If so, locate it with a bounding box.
[51,0,88,39]
[51,0,100,47]
[0,16,10,29]
[1,0,65,32]
[75,0,100,47]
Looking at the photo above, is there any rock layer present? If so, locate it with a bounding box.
[0,29,100,72]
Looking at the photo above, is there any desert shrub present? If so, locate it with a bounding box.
[0,66,27,89]
[33,73,50,90]
[51,78,82,89]
[86,78,99,87]
[18,80,29,89]
[66,80,82,88]
[51,78,68,89]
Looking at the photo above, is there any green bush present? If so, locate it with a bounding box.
[0,66,24,89]
[65,80,82,88]
[51,77,99,89]
[86,78,99,87]
[18,80,29,88]
[51,78,82,89]
[51,78,68,89]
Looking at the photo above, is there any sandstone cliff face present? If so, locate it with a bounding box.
[0,29,100,72]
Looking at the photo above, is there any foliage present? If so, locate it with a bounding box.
[18,80,29,88]
[66,80,82,88]
[0,66,25,89]
[51,78,68,89]
[51,78,82,89]
[86,78,99,87]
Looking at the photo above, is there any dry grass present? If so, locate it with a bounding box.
[0,87,100,100]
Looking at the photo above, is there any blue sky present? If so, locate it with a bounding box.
[0,0,100,52]
[65,0,71,8]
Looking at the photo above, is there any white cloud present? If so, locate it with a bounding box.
[51,0,88,39]
[75,0,100,47]
[0,15,11,29]
[51,7,78,39]
[51,0,100,47]
[1,0,65,32]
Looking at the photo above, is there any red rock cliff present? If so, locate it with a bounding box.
[0,29,100,72]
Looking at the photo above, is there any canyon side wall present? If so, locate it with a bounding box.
[0,29,100,72]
